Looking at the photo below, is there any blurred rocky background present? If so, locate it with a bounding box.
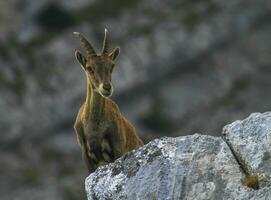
[0,0,271,199]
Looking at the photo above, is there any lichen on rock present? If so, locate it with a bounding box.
[85,112,271,200]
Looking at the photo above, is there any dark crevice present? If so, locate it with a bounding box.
[36,3,75,31]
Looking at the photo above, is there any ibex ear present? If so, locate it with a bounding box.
[75,50,87,70]
[109,47,120,60]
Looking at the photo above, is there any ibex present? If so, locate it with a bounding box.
[73,29,143,173]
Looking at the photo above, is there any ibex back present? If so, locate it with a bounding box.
[73,29,143,173]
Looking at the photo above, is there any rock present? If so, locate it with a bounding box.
[85,131,271,199]
[223,112,271,187]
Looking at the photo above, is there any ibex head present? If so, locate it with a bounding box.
[74,29,120,97]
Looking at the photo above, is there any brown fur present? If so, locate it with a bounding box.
[73,30,143,173]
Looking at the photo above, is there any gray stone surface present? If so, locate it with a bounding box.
[223,112,271,187]
[85,113,271,200]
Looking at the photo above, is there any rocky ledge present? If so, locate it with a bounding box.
[85,112,271,200]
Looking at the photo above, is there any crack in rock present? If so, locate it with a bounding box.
[86,112,271,199]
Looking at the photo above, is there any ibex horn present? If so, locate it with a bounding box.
[101,28,109,55]
[73,32,96,56]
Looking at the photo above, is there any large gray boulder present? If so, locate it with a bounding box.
[85,112,271,200]
[223,112,271,188]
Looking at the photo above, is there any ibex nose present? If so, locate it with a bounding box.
[103,84,111,91]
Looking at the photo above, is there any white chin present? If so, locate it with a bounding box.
[101,91,112,97]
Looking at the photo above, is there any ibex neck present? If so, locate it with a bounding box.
[85,76,105,122]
